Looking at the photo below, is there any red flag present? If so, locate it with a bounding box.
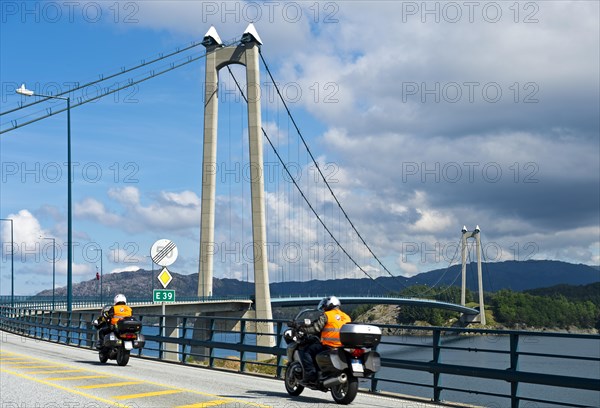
[96,272,100,280]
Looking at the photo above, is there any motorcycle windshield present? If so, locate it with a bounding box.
[293,309,321,326]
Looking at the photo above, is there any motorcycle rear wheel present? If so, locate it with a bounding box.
[284,361,304,396]
[330,375,358,405]
[116,348,130,366]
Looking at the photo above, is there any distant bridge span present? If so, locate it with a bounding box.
[270,296,480,315]
[1,295,480,315]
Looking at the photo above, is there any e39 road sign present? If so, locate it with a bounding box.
[153,289,175,303]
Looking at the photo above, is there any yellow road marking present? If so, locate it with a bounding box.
[0,367,130,408]
[176,401,230,408]
[46,375,111,381]
[3,350,272,408]
[113,389,184,400]
[0,357,29,361]
[4,361,53,366]
[25,369,83,374]
[77,381,144,389]
[18,365,60,369]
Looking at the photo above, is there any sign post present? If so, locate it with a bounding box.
[150,239,178,349]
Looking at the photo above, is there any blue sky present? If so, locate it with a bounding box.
[1,1,599,296]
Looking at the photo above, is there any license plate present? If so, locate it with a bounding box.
[351,359,364,373]
[124,341,133,350]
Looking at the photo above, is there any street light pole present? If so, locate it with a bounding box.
[147,255,154,300]
[93,247,103,305]
[0,218,14,307]
[17,84,73,312]
[41,237,56,309]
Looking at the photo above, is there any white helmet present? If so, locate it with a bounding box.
[114,294,127,304]
[318,295,340,311]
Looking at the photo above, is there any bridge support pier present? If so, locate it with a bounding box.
[162,315,180,362]
[190,310,249,364]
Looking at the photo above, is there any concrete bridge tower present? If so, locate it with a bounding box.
[460,225,486,325]
[198,25,274,346]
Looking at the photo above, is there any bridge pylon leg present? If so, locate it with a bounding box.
[197,25,275,350]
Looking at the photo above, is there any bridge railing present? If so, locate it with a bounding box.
[1,306,598,408]
[0,295,252,310]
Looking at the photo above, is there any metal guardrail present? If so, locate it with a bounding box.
[1,306,598,408]
[0,295,252,309]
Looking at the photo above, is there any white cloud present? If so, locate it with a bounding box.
[109,186,140,206]
[398,261,419,278]
[410,208,453,234]
[160,191,201,207]
[111,266,142,274]
[79,187,201,234]
[1,209,49,248]
[75,198,121,225]
[6,1,596,294]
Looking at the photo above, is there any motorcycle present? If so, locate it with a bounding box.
[93,307,145,366]
[283,309,381,405]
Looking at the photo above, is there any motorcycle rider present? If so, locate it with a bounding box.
[299,295,351,384]
[95,294,132,349]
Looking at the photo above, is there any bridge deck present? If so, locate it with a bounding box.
[271,296,480,315]
[0,330,444,408]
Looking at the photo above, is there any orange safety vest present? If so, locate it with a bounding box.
[321,309,351,347]
[110,305,132,325]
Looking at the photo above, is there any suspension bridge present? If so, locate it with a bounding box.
[2,24,599,408]
[1,24,487,326]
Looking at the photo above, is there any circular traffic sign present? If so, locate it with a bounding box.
[150,239,178,267]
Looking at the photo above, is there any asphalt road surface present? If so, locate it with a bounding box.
[1,331,443,408]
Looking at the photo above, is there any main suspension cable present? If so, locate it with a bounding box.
[258,49,409,288]
[226,65,394,293]
[1,41,205,117]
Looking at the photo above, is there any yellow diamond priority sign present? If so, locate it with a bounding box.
[157,267,173,288]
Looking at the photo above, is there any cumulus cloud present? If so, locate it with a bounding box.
[8,1,594,291]
[1,209,48,249]
[0,210,95,294]
[77,187,202,234]
[93,1,598,278]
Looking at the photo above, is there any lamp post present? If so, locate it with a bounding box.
[147,255,155,300]
[93,247,103,305]
[17,84,73,312]
[40,237,56,309]
[0,218,14,307]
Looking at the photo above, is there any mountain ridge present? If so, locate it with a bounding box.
[36,260,600,300]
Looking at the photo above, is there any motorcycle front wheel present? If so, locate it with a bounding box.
[98,351,108,364]
[284,361,304,396]
[330,375,358,405]
[116,348,130,366]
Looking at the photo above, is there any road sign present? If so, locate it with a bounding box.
[157,267,173,288]
[150,239,178,267]
[153,289,175,303]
